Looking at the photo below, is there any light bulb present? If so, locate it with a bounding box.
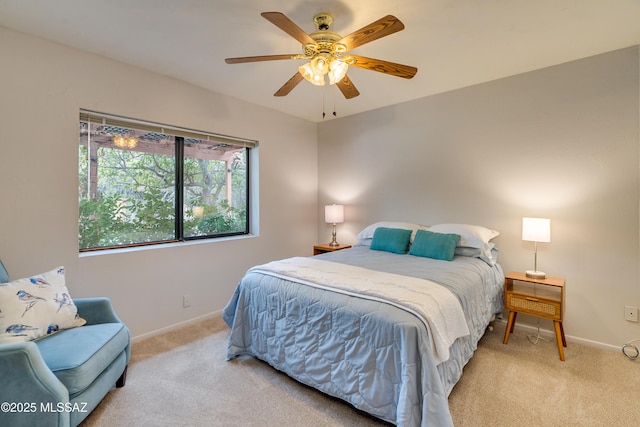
[312,56,329,74]
[113,134,137,149]
[125,136,137,149]
[113,135,125,148]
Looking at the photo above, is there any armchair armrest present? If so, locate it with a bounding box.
[74,297,123,325]
[75,297,132,365]
[0,341,70,426]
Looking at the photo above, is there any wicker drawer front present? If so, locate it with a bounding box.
[507,295,560,319]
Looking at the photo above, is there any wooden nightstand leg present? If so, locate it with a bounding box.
[503,311,517,344]
[509,312,517,333]
[553,321,565,361]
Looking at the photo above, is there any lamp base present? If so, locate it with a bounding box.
[526,270,546,279]
[329,223,339,247]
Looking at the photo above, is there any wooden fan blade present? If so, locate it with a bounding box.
[225,54,298,64]
[348,55,418,79]
[261,12,316,46]
[337,15,404,50]
[274,72,304,96]
[336,75,360,99]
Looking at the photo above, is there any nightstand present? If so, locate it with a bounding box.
[502,271,567,361]
[313,244,352,255]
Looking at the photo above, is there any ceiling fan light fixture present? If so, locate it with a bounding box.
[312,55,329,73]
[226,12,417,99]
[328,59,348,85]
[298,62,326,86]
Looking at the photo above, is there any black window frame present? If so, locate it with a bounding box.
[78,110,255,252]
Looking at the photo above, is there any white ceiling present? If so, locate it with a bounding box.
[1,0,639,123]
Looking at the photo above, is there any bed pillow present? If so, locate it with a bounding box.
[409,230,460,261]
[354,238,372,247]
[370,227,412,254]
[356,221,429,242]
[455,243,499,265]
[428,223,499,249]
[0,266,87,344]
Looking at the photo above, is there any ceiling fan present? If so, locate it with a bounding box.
[225,12,418,99]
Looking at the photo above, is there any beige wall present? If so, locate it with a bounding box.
[318,46,640,348]
[0,27,318,338]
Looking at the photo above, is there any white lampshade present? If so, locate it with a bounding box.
[325,204,344,224]
[522,217,551,243]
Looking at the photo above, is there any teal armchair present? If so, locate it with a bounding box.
[0,260,130,426]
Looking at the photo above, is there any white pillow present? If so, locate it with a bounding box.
[455,242,499,265]
[0,266,86,344]
[356,221,429,242]
[428,223,499,248]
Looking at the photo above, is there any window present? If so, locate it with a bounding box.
[78,110,255,251]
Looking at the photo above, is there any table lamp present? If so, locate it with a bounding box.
[522,217,551,279]
[325,204,344,247]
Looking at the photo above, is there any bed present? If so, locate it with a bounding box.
[222,223,504,426]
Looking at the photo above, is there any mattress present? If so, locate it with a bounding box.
[222,246,504,426]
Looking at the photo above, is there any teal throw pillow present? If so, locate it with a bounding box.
[370,227,412,254]
[409,230,461,261]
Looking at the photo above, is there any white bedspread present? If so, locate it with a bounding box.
[248,257,470,364]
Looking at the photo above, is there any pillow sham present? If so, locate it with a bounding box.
[356,221,429,242]
[428,223,499,249]
[455,243,499,265]
[0,266,86,344]
[370,227,412,254]
[409,230,460,261]
[354,238,372,247]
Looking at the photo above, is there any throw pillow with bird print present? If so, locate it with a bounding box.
[0,266,86,344]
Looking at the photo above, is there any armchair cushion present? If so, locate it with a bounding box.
[36,323,130,395]
[0,266,86,344]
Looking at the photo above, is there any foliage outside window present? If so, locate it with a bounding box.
[78,111,254,251]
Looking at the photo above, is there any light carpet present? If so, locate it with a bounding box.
[82,316,640,426]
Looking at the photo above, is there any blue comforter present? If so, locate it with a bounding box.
[223,246,504,426]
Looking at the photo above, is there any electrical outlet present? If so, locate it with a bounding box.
[183,294,191,308]
[624,306,638,322]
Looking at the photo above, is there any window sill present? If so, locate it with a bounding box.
[78,233,258,258]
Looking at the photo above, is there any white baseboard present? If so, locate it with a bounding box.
[494,318,620,352]
[131,310,222,343]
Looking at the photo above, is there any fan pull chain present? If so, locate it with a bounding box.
[333,87,337,117]
[320,85,339,119]
[322,85,326,119]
